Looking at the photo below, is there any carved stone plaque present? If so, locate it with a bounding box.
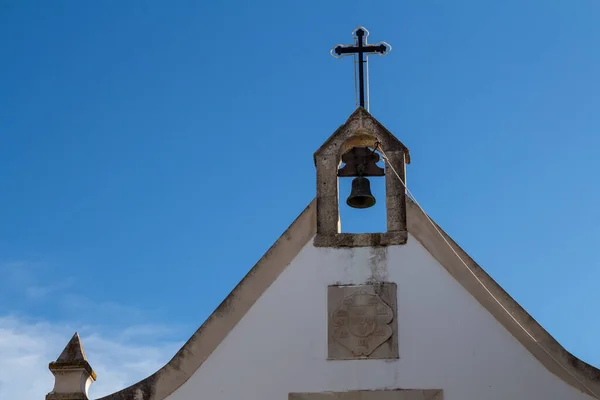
[328,283,398,360]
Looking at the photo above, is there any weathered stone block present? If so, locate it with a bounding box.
[314,232,407,248]
[290,390,443,400]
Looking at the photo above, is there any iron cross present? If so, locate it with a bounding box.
[331,27,391,110]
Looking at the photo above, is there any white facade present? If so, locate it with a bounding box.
[165,235,592,400]
[46,109,600,400]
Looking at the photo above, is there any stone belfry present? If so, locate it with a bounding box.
[313,106,410,249]
[316,26,409,249]
[317,26,408,362]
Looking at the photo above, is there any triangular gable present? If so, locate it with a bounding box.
[97,198,600,400]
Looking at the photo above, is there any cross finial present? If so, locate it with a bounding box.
[330,27,391,111]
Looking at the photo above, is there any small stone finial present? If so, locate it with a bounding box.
[46,332,97,400]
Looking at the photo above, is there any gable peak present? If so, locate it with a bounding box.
[314,107,410,164]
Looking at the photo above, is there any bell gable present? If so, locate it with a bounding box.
[313,107,410,248]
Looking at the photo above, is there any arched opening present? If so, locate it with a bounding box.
[337,146,387,233]
[313,108,409,247]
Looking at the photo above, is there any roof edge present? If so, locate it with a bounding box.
[406,198,600,398]
[97,199,318,400]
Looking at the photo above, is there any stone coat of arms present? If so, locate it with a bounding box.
[331,289,394,356]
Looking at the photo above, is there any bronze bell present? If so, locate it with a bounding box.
[346,176,376,209]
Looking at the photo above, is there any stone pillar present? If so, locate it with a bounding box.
[384,149,407,234]
[316,154,341,235]
[46,332,96,400]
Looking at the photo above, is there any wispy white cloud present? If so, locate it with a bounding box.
[2,261,41,286]
[0,260,186,398]
[25,278,76,300]
[59,293,149,321]
[120,324,180,340]
[1,260,76,301]
[0,315,183,400]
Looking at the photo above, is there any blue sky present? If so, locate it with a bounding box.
[1,0,600,398]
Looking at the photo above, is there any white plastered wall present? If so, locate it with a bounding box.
[166,234,592,400]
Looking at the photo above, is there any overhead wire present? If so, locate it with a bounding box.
[372,143,600,399]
